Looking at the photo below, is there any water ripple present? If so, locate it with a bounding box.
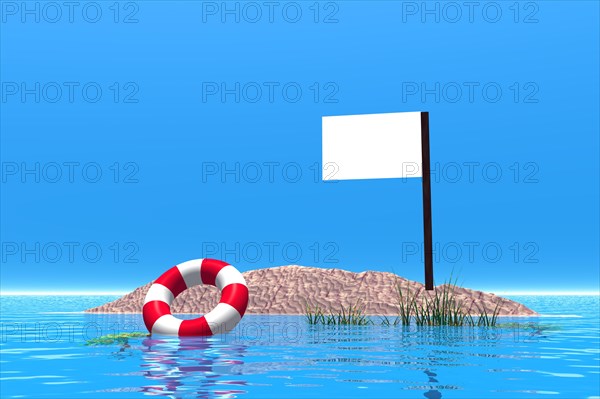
[0,295,599,398]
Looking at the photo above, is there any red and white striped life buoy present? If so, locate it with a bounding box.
[142,258,248,336]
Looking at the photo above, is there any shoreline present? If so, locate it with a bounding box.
[83,311,541,317]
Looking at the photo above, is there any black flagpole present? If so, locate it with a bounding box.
[420,112,434,290]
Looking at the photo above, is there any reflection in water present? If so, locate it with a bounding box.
[1,297,595,398]
[140,337,248,398]
[417,326,505,399]
[423,366,442,399]
[423,328,442,399]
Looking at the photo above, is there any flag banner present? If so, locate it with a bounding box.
[321,110,434,290]
[322,112,425,181]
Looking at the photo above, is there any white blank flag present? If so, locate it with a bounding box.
[322,112,424,181]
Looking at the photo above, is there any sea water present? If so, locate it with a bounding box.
[0,295,598,398]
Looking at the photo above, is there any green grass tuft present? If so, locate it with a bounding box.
[305,301,372,326]
[397,275,503,327]
[305,274,505,328]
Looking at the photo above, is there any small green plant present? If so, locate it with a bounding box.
[467,299,502,327]
[305,303,326,325]
[305,301,372,326]
[85,332,149,346]
[495,322,560,332]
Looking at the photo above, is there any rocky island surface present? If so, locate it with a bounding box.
[86,266,537,316]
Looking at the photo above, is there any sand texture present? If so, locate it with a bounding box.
[85,266,537,316]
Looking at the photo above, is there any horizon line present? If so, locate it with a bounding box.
[493,291,599,296]
[1,290,598,296]
[1,291,129,296]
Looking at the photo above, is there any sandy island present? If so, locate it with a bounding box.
[85,266,537,316]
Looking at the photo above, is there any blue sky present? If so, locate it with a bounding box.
[1,2,598,294]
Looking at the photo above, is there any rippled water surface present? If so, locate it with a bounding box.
[0,295,598,398]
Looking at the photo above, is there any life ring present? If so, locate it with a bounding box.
[143,258,248,336]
